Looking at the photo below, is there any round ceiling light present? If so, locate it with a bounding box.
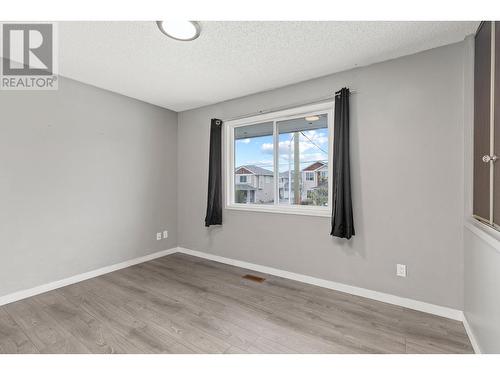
[156,21,201,41]
[305,115,320,122]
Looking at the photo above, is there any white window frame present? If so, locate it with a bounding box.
[305,171,315,181]
[225,102,334,217]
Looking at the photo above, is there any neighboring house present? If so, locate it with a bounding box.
[235,165,274,204]
[278,161,328,205]
[301,161,328,202]
[236,162,328,205]
[279,171,292,202]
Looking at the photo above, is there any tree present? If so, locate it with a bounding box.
[311,184,328,206]
[235,190,247,203]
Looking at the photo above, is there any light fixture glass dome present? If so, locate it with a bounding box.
[305,115,320,122]
[156,21,201,41]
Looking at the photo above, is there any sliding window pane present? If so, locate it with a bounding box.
[494,21,500,226]
[277,114,329,206]
[234,122,274,204]
[473,21,491,221]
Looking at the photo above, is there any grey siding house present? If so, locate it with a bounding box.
[279,161,328,205]
[235,165,274,204]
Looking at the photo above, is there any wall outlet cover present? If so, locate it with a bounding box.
[396,264,407,277]
[156,232,162,241]
[163,230,168,239]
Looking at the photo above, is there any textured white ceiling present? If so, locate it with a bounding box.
[58,21,478,112]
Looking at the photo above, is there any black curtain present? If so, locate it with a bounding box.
[331,88,355,239]
[205,118,223,227]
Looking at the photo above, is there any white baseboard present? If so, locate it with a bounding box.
[177,247,464,322]
[462,313,482,354]
[0,247,178,307]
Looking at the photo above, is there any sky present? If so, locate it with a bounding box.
[235,128,329,172]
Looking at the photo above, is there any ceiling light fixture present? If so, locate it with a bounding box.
[305,115,320,122]
[156,21,201,41]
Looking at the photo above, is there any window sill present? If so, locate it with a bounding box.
[225,204,330,218]
[465,218,500,253]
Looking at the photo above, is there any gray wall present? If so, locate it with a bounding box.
[0,76,178,297]
[178,42,466,309]
[464,229,500,353]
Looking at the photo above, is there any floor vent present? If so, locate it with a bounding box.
[242,274,265,283]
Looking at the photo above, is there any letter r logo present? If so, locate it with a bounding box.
[2,23,53,76]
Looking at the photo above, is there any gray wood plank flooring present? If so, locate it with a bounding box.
[0,253,473,354]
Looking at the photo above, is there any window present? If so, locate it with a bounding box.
[225,102,333,216]
[239,175,247,183]
[473,21,500,231]
[233,121,274,206]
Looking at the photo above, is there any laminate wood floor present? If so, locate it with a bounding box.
[0,253,473,354]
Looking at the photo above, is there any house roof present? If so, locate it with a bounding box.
[235,165,273,176]
[302,161,327,172]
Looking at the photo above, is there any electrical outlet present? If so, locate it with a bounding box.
[156,232,162,241]
[396,264,407,277]
[163,230,168,239]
